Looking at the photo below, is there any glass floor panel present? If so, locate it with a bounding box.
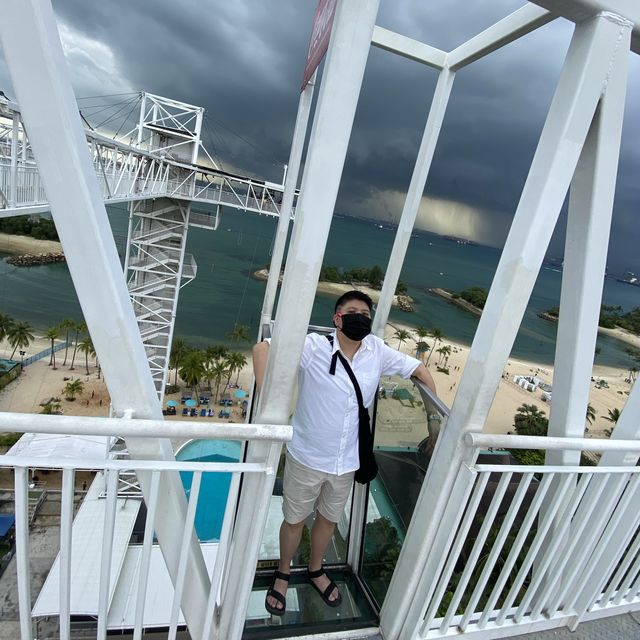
[243,569,379,639]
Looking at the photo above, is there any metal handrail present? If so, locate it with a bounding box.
[0,411,292,443]
[465,432,640,453]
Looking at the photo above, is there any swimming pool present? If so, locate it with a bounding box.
[175,439,242,541]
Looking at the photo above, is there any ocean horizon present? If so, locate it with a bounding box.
[1,205,639,369]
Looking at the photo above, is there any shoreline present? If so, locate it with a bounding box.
[252,269,410,308]
[0,232,63,257]
[433,286,640,352]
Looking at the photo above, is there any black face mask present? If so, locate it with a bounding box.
[340,313,372,341]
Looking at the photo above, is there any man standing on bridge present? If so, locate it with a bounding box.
[253,290,436,616]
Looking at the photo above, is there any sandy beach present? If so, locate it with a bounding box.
[0,233,63,256]
[1,321,633,448]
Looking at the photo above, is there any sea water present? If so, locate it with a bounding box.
[1,205,639,368]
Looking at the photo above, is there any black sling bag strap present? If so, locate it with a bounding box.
[327,335,378,484]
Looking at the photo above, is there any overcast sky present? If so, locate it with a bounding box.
[1,0,638,272]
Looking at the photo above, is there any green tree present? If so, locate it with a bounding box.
[69,321,86,370]
[367,264,384,289]
[228,351,248,386]
[210,359,229,402]
[64,379,84,401]
[45,326,61,369]
[59,318,76,366]
[459,286,488,309]
[426,328,444,365]
[514,404,548,437]
[604,408,621,424]
[179,350,205,391]
[585,403,597,426]
[227,324,251,344]
[393,328,410,351]
[7,321,34,360]
[0,313,13,344]
[77,335,95,376]
[169,336,190,386]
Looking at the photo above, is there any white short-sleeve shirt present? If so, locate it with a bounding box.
[288,330,420,475]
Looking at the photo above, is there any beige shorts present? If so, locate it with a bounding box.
[282,452,355,524]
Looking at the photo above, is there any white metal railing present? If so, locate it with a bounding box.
[417,433,640,639]
[0,411,291,640]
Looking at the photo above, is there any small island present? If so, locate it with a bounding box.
[539,304,640,352]
[429,286,487,316]
[253,265,415,311]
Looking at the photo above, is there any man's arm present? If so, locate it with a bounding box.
[252,341,270,391]
[410,362,437,396]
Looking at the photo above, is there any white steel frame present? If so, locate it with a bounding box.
[1,1,639,639]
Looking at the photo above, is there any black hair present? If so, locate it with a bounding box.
[334,290,373,313]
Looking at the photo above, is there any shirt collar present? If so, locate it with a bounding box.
[331,329,373,353]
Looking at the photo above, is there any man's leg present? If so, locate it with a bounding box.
[309,511,339,602]
[266,518,305,610]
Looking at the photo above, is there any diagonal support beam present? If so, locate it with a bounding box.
[0,2,210,636]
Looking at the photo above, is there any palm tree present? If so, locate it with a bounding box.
[227,351,248,386]
[169,336,190,386]
[210,359,229,402]
[227,324,251,344]
[585,403,597,425]
[393,329,410,351]
[7,321,34,360]
[603,408,621,424]
[45,326,61,368]
[77,335,94,375]
[426,328,444,365]
[415,325,429,342]
[514,403,548,437]
[69,321,86,370]
[59,318,76,366]
[438,344,452,366]
[0,313,13,344]
[179,350,205,392]
[63,379,84,401]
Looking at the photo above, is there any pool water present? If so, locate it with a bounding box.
[176,439,242,541]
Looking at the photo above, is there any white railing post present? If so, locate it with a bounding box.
[13,467,33,640]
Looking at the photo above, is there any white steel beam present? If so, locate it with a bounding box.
[530,0,640,54]
[260,70,315,325]
[0,3,211,636]
[380,13,632,640]
[371,26,446,69]
[446,4,555,71]
[546,16,630,465]
[219,1,381,638]
[372,68,455,337]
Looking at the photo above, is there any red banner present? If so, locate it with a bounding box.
[301,0,337,91]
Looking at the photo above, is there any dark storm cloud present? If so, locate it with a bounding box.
[1,0,638,269]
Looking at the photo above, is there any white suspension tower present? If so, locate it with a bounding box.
[124,93,218,399]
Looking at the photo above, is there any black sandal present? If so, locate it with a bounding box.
[265,570,289,616]
[308,566,342,607]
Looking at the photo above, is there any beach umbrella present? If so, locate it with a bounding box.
[234,389,247,399]
[185,399,197,407]
[166,400,178,407]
